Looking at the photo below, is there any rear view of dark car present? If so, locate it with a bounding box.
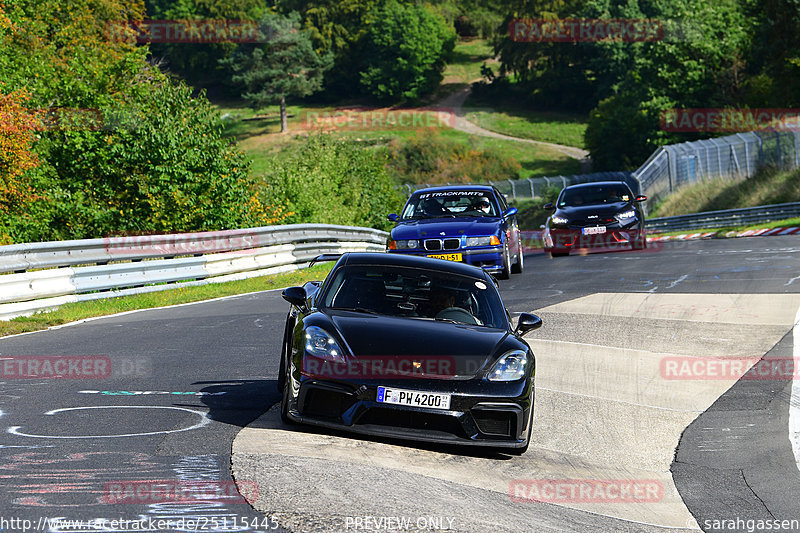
[542,182,647,256]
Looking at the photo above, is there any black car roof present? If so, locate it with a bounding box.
[562,181,632,191]
[337,252,490,279]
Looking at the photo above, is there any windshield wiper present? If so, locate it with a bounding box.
[329,307,380,315]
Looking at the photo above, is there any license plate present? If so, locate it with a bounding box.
[427,253,462,262]
[377,386,451,410]
[582,226,606,235]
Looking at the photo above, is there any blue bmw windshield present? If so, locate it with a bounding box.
[402,191,498,219]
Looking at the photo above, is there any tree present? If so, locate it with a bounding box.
[0,0,272,242]
[261,135,403,230]
[359,0,456,102]
[0,88,42,243]
[223,11,332,132]
[144,0,267,88]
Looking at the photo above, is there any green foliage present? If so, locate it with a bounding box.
[490,0,783,168]
[359,0,456,102]
[27,82,264,240]
[144,0,266,88]
[222,11,333,126]
[650,166,800,218]
[384,130,521,184]
[512,186,562,230]
[425,0,504,38]
[275,0,378,100]
[260,135,403,230]
[0,0,268,243]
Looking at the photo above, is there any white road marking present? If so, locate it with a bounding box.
[790,304,800,472]
[7,405,210,438]
[667,275,689,290]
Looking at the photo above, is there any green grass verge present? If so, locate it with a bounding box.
[649,216,800,239]
[650,166,800,218]
[463,105,588,149]
[0,263,334,339]
[232,123,582,182]
[442,38,495,84]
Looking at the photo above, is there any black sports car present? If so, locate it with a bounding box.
[278,252,542,452]
[542,181,648,256]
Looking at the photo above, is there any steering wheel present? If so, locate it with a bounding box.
[435,307,480,325]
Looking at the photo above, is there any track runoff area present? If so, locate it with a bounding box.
[0,236,797,532]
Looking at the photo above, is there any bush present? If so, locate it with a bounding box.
[384,131,521,184]
[260,135,403,231]
[359,0,456,102]
[25,81,269,241]
[512,187,561,230]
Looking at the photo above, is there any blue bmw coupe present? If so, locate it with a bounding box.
[386,185,523,279]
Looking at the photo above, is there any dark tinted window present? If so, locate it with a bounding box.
[321,265,507,329]
[558,184,633,207]
[402,191,498,218]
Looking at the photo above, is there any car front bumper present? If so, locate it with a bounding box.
[544,227,644,251]
[285,375,534,448]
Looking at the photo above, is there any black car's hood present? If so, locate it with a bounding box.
[326,310,511,378]
[557,202,630,218]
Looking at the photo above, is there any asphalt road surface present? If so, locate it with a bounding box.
[1,237,799,533]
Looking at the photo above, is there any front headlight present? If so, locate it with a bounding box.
[487,349,529,381]
[551,215,568,225]
[304,326,346,363]
[466,235,501,247]
[616,209,636,221]
[395,239,419,249]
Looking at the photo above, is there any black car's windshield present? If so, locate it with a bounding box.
[321,265,507,329]
[559,185,632,207]
[402,190,498,219]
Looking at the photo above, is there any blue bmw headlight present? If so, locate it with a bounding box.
[466,235,500,247]
[304,326,346,363]
[551,215,568,225]
[488,349,529,381]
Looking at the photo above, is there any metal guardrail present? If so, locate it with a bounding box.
[634,130,800,204]
[645,202,800,232]
[404,171,637,201]
[0,224,388,273]
[0,224,388,320]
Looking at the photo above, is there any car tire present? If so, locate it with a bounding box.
[277,318,293,393]
[280,365,295,425]
[550,250,569,257]
[511,240,523,274]
[498,242,511,280]
[632,231,647,250]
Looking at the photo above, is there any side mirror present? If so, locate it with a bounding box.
[543,203,555,210]
[635,195,647,202]
[515,313,542,335]
[387,213,399,222]
[282,286,307,308]
[503,207,518,218]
